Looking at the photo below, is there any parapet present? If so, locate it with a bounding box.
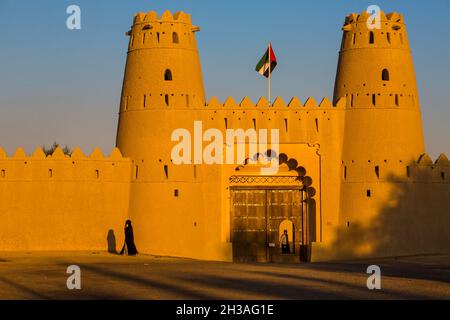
[343,10,404,28]
[0,147,131,181]
[0,146,127,161]
[204,96,346,109]
[133,10,193,25]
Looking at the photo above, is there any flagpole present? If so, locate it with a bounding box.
[268,43,271,105]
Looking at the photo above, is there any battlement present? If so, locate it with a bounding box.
[205,96,346,109]
[340,10,408,51]
[341,153,450,184]
[133,10,193,25]
[0,146,131,181]
[343,11,404,27]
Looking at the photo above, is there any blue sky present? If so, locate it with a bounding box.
[0,0,449,158]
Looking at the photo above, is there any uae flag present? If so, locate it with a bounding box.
[255,43,277,78]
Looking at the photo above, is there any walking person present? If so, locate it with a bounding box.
[120,219,138,256]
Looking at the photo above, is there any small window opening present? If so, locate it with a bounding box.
[343,166,347,180]
[352,33,356,45]
[142,33,146,44]
[382,69,390,81]
[441,172,445,181]
[375,166,380,179]
[1,169,5,178]
[164,165,169,179]
[165,94,169,106]
[406,166,411,178]
[164,69,173,81]
[350,94,354,107]
[224,118,228,129]
[174,189,179,197]
[156,32,160,43]
[172,32,179,44]
[372,94,376,106]
[387,32,391,44]
[395,94,399,107]
[186,94,190,107]
[143,94,147,108]
[135,165,139,179]
[366,189,372,198]
[284,119,288,132]
[315,118,319,132]
[48,169,53,178]
[252,118,256,130]
[124,96,129,111]
[369,31,374,44]
[95,170,100,179]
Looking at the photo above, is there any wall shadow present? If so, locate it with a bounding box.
[107,229,117,254]
[320,160,450,267]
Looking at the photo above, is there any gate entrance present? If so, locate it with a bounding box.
[231,188,309,263]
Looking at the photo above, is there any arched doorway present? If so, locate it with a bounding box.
[229,153,316,263]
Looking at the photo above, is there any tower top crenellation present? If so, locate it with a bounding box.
[133,10,193,26]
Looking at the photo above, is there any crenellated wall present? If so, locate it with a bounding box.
[0,147,132,251]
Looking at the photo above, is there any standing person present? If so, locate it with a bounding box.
[120,220,138,256]
[280,229,290,254]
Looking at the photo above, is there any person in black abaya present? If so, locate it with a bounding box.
[120,219,138,256]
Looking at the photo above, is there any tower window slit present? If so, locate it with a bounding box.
[135,165,139,179]
[343,166,347,180]
[124,96,129,110]
[1,169,5,178]
[48,169,53,178]
[224,118,228,129]
[315,118,319,132]
[441,172,446,181]
[164,165,169,179]
[164,94,169,106]
[375,166,380,179]
[406,166,411,178]
[395,94,399,107]
[157,32,160,43]
[366,189,372,198]
[172,32,179,44]
[387,32,391,44]
[142,33,146,44]
[382,69,390,81]
[369,31,374,44]
[284,118,288,132]
[95,170,100,179]
[186,94,190,107]
[252,118,256,130]
[372,94,376,106]
[350,94,354,107]
[352,33,356,45]
[143,94,147,108]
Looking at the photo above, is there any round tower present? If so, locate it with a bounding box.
[116,10,205,158]
[335,11,426,258]
[334,10,424,161]
[115,11,211,259]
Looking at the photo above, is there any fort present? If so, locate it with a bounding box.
[0,9,449,262]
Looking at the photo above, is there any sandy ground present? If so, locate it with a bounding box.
[0,251,449,299]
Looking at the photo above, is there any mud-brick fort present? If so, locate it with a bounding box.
[0,9,449,262]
